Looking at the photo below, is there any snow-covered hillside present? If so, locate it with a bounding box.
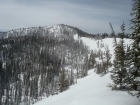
[34,69,139,105]
[33,38,139,105]
[81,37,132,62]
[1,24,138,105]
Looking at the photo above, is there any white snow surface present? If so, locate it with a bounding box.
[74,34,79,40]
[34,69,139,105]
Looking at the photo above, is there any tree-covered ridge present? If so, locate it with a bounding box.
[0,24,131,40]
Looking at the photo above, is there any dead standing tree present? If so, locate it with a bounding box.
[109,23,117,46]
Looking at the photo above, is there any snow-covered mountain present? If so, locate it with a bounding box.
[3,24,91,39]
[0,24,138,105]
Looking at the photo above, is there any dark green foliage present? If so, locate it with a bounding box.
[96,63,101,74]
[59,69,69,92]
[88,50,96,69]
[109,0,140,98]
[111,22,127,90]
[105,45,112,68]
[128,0,140,98]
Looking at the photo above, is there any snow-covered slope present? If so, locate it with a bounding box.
[33,38,139,105]
[34,69,139,105]
[81,37,132,62]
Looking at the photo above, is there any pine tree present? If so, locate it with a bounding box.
[119,21,127,88]
[59,69,69,92]
[125,45,132,86]
[111,22,126,90]
[129,0,140,98]
[96,63,101,74]
[83,54,89,77]
[88,50,96,69]
[105,45,111,68]
[0,61,2,105]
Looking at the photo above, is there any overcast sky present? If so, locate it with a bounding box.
[0,0,133,34]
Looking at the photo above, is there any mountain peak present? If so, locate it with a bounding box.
[3,24,92,39]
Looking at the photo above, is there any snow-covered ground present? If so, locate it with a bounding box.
[34,38,139,105]
[34,69,139,105]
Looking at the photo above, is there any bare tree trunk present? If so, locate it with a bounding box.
[109,23,117,46]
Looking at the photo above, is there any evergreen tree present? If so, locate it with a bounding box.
[105,45,111,68]
[83,54,89,77]
[119,21,127,88]
[88,50,96,69]
[129,0,140,98]
[96,63,101,74]
[59,69,69,92]
[125,45,132,86]
[111,22,126,90]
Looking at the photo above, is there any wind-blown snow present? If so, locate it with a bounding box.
[34,69,139,105]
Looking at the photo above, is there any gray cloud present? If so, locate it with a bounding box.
[0,0,132,34]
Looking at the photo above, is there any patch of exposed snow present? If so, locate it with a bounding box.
[73,34,79,40]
